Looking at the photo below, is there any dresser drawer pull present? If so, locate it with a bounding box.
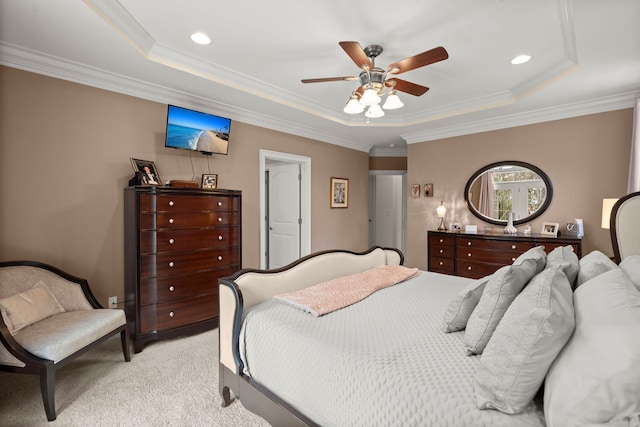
[468,266,472,270]
[467,242,472,246]
[512,244,516,250]
[439,249,444,254]
[511,257,516,262]
[439,261,444,266]
[169,201,175,207]
[218,235,223,241]
[439,238,444,243]
[217,255,223,261]
[169,218,174,224]
[168,261,174,268]
[468,253,472,257]
[169,285,175,292]
[169,238,175,244]
[169,311,175,318]
[217,201,223,207]
[217,217,223,223]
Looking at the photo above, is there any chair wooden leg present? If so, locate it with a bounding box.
[120,329,131,362]
[39,366,56,421]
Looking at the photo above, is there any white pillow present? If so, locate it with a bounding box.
[464,259,538,355]
[544,268,640,427]
[620,255,640,291]
[545,245,579,286]
[0,280,65,335]
[577,250,617,287]
[474,265,574,414]
[442,276,490,333]
[513,245,547,273]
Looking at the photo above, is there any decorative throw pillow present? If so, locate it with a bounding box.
[544,268,640,427]
[576,250,617,287]
[512,245,547,274]
[0,280,65,335]
[545,246,579,286]
[463,259,538,355]
[620,255,640,291]
[442,276,490,333]
[474,265,575,414]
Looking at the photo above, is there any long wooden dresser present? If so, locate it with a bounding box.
[428,230,581,279]
[124,186,241,352]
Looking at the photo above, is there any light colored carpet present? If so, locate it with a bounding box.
[0,329,270,426]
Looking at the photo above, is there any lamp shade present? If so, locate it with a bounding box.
[383,92,404,110]
[601,198,619,229]
[360,88,381,106]
[344,96,364,114]
[365,104,385,118]
[436,201,447,218]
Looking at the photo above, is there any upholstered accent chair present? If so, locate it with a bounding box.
[0,261,130,421]
[610,191,640,263]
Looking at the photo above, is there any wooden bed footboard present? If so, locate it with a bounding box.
[217,246,403,424]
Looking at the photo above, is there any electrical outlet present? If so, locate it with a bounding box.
[108,296,117,309]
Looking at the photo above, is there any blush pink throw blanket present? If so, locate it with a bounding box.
[272,265,420,316]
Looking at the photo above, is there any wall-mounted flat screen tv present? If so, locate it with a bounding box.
[165,105,231,155]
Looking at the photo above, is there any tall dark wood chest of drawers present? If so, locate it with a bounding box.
[124,186,241,352]
[428,230,581,279]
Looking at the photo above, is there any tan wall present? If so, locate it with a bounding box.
[0,66,369,305]
[406,109,633,268]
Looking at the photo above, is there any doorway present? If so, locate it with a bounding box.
[259,150,311,269]
[369,171,407,254]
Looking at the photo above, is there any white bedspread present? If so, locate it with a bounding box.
[239,271,546,427]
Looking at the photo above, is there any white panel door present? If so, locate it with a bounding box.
[268,163,301,268]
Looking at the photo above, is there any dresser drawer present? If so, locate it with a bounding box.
[428,234,454,247]
[431,245,454,259]
[140,194,239,213]
[140,227,240,253]
[456,260,503,279]
[140,211,240,229]
[429,256,455,274]
[457,237,534,253]
[455,247,522,264]
[140,269,220,306]
[139,293,218,334]
[140,246,239,277]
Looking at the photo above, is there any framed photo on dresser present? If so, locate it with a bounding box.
[130,158,162,185]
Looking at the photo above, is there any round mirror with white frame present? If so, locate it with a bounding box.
[464,161,553,226]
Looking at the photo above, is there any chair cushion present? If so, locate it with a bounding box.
[10,309,126,363]
[0,281,65,335]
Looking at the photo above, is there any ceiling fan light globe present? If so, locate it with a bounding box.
[360,88,381,106]
[344,98,364,114]
[365,104,385,118]
[383,93,404,110]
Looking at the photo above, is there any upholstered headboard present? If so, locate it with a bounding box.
[610,191,640,263]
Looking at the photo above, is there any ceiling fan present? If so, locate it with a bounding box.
[302,41,449,118]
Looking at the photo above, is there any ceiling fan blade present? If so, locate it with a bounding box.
[387,46,448,74]
[301,76,357,83]
[386,78,429,96]
[339,41,373,70]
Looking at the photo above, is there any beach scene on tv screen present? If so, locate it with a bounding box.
[166,106,230,153]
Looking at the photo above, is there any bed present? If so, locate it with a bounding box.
[219,195,640,427]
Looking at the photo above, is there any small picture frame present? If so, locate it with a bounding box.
[424,183,434,197]
[330,177,349,208]
[411,184,421,198]
[130,158,162,185]
[541,222,560,236]
[201,174,218,189]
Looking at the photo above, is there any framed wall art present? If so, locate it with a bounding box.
[411,184,421,198]
[424,183,434,197]
[330,177,349,208]
[201,174,218,189]
[130,158,162,185]
[541,222,560,236]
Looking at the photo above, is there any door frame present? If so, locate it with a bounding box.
[259,149,311,269]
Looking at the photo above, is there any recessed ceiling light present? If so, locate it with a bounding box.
[511,54,531,65]
[190,32,211,45]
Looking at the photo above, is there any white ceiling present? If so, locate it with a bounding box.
[1,0,639,153]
